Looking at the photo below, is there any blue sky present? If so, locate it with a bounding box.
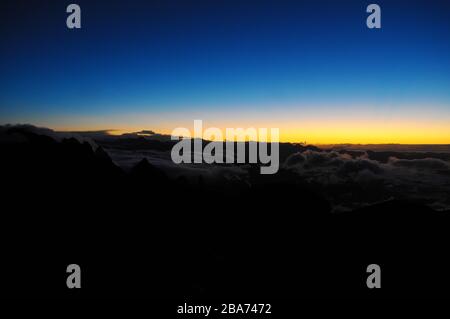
[1,0,450,142]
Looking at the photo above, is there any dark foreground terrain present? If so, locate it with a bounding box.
[1,125,449,299]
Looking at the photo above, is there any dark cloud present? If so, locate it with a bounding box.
[338,158,383,175]
[106,148,248,183]
[284,150,450,212]
[388,157,450,170]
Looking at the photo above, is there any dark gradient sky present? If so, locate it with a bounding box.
[1,0,450,143]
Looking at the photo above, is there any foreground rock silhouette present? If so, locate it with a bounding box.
[0,126,449,299]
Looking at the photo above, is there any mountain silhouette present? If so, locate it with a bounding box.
[0,125,449,299]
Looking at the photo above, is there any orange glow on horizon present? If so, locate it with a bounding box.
[53,119,450,144]
[35,104,450,145]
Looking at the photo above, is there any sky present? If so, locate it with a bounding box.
[1,0,450,143]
